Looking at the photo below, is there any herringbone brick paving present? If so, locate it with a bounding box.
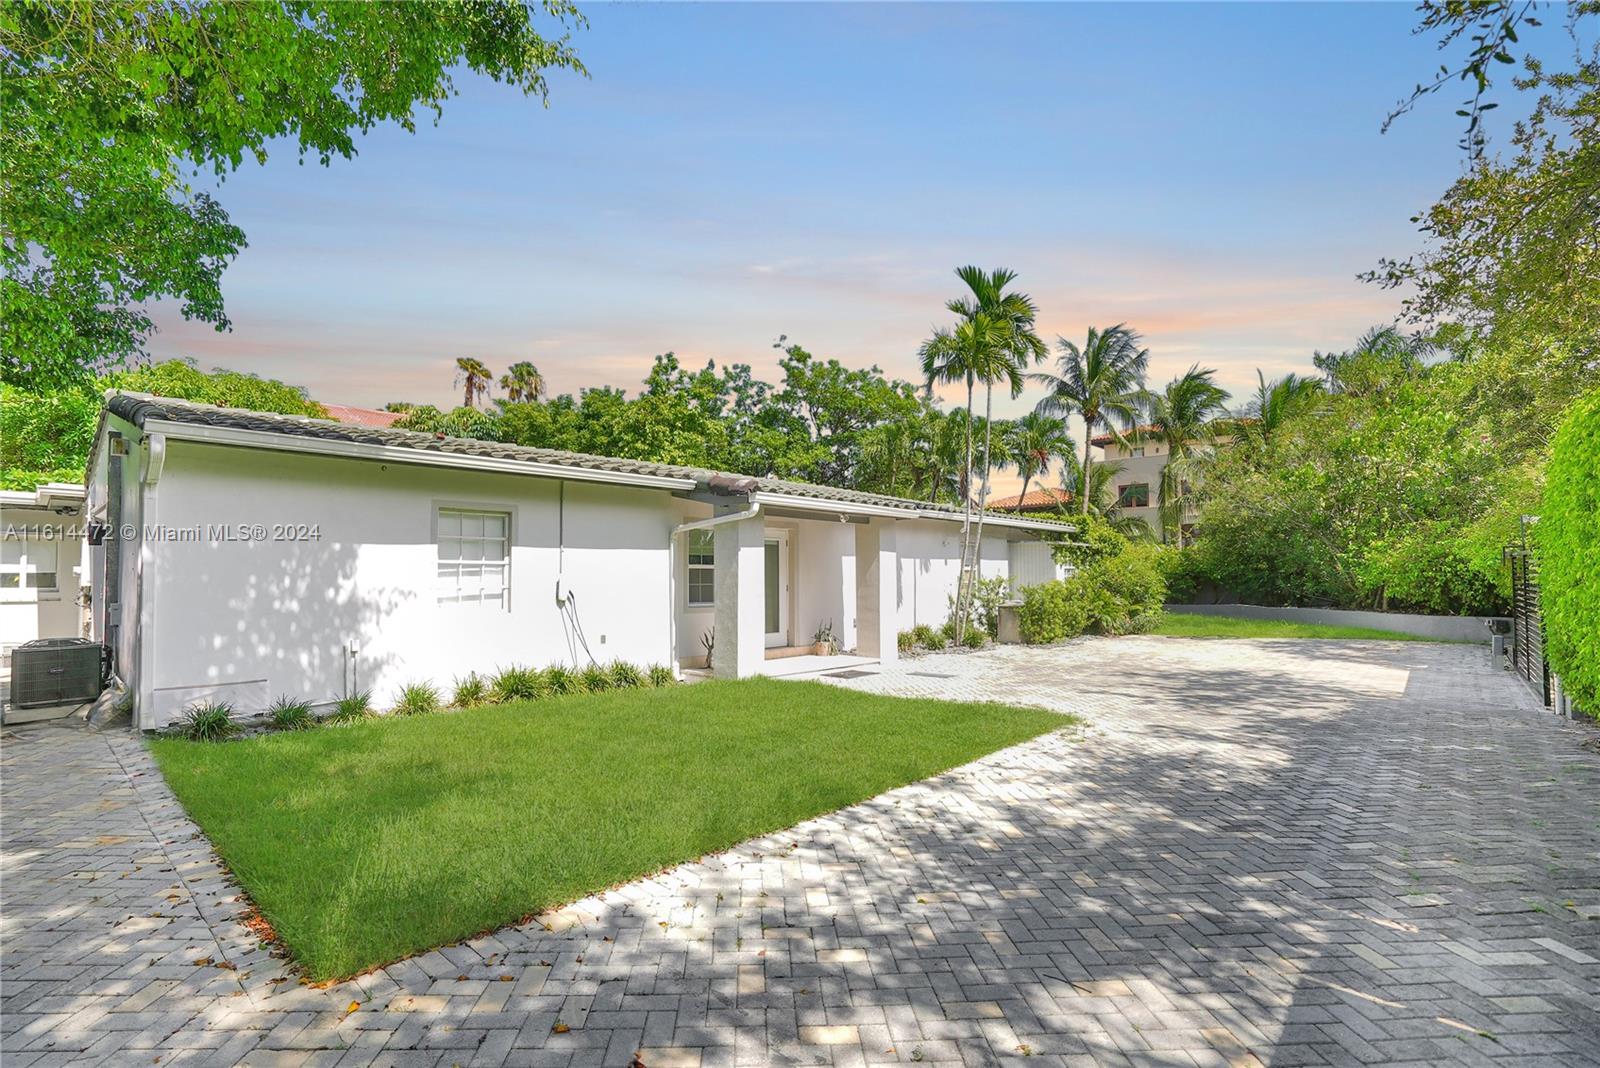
[3,637,1597,1066]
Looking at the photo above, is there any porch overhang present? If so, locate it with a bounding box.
[747,490,906,520]
[741,490,1074,538]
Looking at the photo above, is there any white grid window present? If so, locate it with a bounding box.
[686,529,714,607]
[437,509,509,609]
[1,539,58,594]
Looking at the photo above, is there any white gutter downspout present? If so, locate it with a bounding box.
[669,502,761,680]
[136,432,165,731]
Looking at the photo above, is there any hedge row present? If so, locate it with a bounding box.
[169,661,678,740]
[1537,388,1599,718]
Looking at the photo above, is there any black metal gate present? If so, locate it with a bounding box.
[1505,546,1549,705]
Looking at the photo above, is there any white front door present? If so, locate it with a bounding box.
[763,532,790,648]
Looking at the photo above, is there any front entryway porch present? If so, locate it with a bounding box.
[673,504,899,679]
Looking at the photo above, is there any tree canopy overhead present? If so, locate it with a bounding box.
[1,0,587,392]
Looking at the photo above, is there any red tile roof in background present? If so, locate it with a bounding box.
[1089,424,1163,447]
[986,487,1073,512]
[321,404,404,429]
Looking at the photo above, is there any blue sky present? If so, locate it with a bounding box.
[147,1,1566,429]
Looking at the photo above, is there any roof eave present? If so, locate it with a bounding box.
[142,418,697,492]
[915,509,1074,534]
[747,490,920,520]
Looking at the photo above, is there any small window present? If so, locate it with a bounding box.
[1117,483,1151,508]
[686,529,715,607]
[1130,446,1145,458]
[1,539,58,595]
[436,508,510,609]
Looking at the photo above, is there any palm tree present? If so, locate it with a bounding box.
[455,357,492,408]
[1031,325,1149,515]
[1240,370,1325,449]
[1004,411,1072,510]
[920,315,1000,513]
[911,407,970,503]
[499,361,545,404]
[1140,365,1230,547]
[920,317,1021,640]
[1056,455,1152,539]
[922,266,1045,637]
[1313,325,1433,396]
[945,266,1047,515]
[861,413,939,498]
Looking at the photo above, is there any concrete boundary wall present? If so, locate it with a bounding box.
[1167,603,1505,644]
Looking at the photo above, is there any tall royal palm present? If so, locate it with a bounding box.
[945,266,1047,513]
[499,361,546,404]
[920,314,1001,511]
[1032,324,1149,515]
[455,357,492,408]
[1005,411,1072,509]
[1142,365,1230,547]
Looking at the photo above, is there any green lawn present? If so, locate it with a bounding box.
[1149,610,1443,641]
[151,678,1065,980]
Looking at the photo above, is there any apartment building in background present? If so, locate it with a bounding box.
[1089,425,1246,542]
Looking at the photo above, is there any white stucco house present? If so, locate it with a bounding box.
[85,392,1073,730]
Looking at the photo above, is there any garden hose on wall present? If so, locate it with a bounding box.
[554,481,600,668]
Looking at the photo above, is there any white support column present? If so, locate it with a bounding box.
[855,519,898,663]
[712,507,766,678]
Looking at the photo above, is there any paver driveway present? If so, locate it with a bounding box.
[3,637,1598,1067]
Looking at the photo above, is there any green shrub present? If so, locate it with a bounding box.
[1188,466,1357,607]
[1018,580,1091,644]
[971,577,1010,636]
[544,666,582,696]
[267,695,315,731]
[911,624,937,647]
[1157,546,1208,605]
[1052,512,1128,569]
[579,664,612,692]
[1081,543,1166,634]
[393,682,441,716]
[490,666,547,703]
[110,358,326,418]
[174,701,237,741]
[1537,388,1600,718]
[392,403,503,442]
[452,673,488,708]
[647,664,677,687]
[329,690,375,724]
[0,383,100,490]
[923,629,948,650]
[940,618,959,643]
[608,661,645,688]
[962,628,987,649]
[897,630,915,653]
[1358,523,1505,616]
